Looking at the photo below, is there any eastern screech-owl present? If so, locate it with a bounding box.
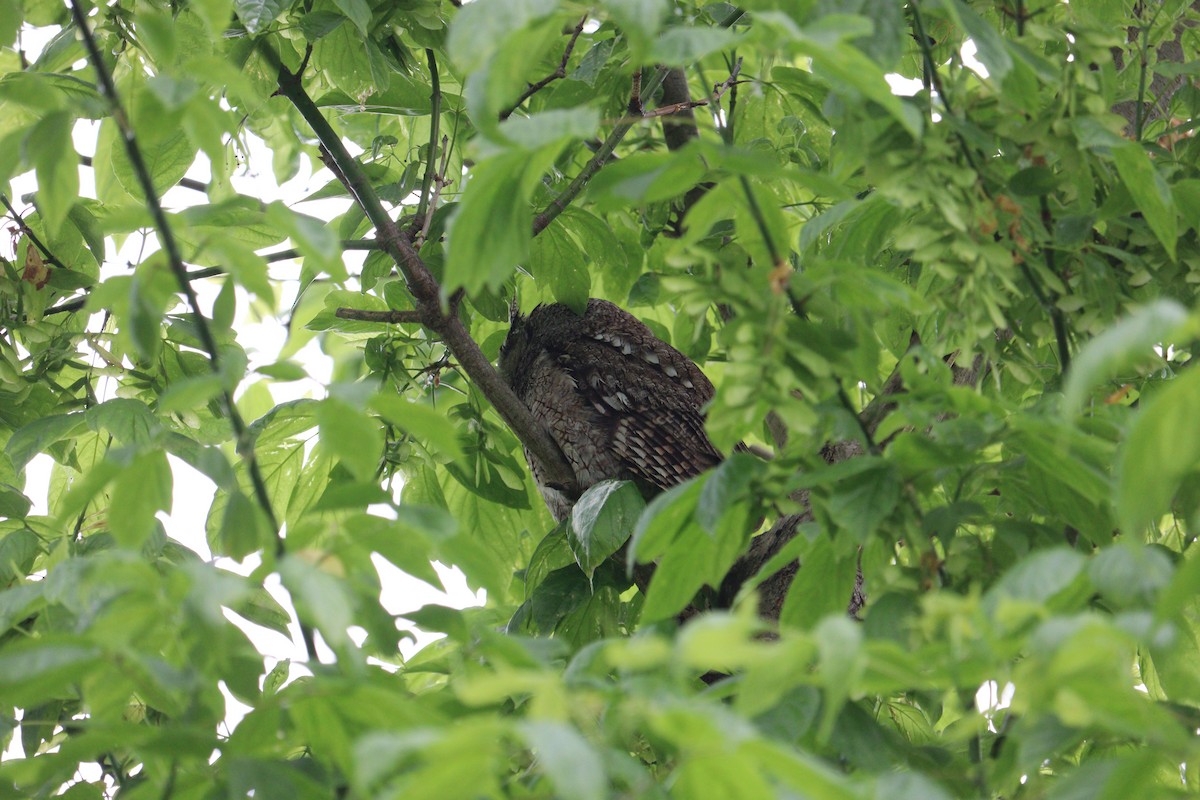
[498,298,723,520]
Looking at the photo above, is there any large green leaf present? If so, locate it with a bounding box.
[1118,366,1200,533]
[569,479,645,581]
[1112,142,1178,259]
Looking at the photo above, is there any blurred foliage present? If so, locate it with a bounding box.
[2,0,1200,797]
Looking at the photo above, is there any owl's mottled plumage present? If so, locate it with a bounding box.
[498,299,723,520]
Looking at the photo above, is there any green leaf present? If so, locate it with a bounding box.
[108,450,172,547]
[369,393,464,462]
[0,583,44,634]
[158,374,224,414]
[332,0,371,35]
[0,483,31,519]
[347,510,446,590]
[218,490,269,560]
[444,149,558,295]
[0,0,19,48]
[6,413,85,469]
[569,480,645,580]
[524,520,574,596]
[627,477,703,568]
[780,534,859,630]
[805,40,922,137]
[528,221,590,312]
[233,0,290,33]
[1008,166,1057,196]
[984,548,1087,614]
[0,642,101,705]
[85,398,164,447]
[316,398,384,482]
[110,126,197,201]
[815,615,863,739]
[497,109,600,150]
[1088,542,1172,609]
[27,110,79,236]
[651,27,740,65]
[641,506,745,622]
[826,462,899,542]
[1062,300,1189,414]
[1118,366,1200,533]
[941,0,1012,80]
[447,0,557,73]
[586,150,708,211]
[266,202,344,280]
[279,556,357,657]
[256,361,309,382]
[0,529,39,583]
[1111,143,1178,260]
[697,453,762,534]
[518,721,605,800]
[598,0,667,59]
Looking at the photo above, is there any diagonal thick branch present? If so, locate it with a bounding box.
[262,43,581,498]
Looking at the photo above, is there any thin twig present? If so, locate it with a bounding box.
[335,308,423,324]
[499,16,588,121]
[532,66,671,235]
[41,240,381,317]
[1,193,69,270]
[1038,195,1072,372]
[80,155,209,194]
[69,2,288,576]
[637,59,740,122]
[416,49,443,226]
[262,238,380,263]
[417,136,450,248]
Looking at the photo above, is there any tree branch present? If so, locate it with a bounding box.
[1,193,70,270]
[335,308,422,324]
[499,16,588,122]
[415,48,443,229]
[41,240,381,317]
[69,1,288,580]
[532,66,670,236]
[80,155,209,194]
[263,42,581,498]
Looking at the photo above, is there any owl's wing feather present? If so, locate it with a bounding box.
[554,309,723,491]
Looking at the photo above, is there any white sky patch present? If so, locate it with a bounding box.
[976,680,1015,733]
[886,74,924,97]
[961,40,989,79]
